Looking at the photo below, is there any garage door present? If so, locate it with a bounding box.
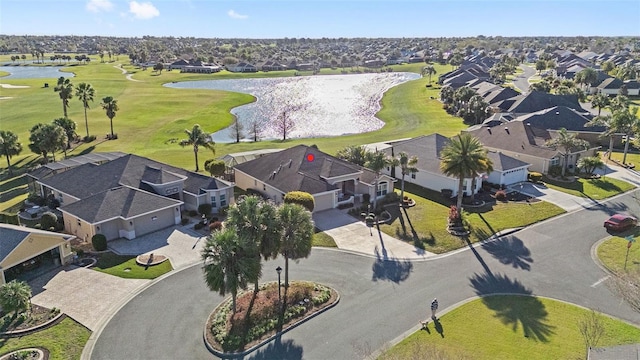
[133,208,174,238]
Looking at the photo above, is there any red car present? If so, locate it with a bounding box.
[604,214,638,232]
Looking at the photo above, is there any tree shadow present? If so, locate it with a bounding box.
[469,271,531,296]
[481,293,555,342]
[78,145,96,156]
[240,335,304,360]
[371,247,413,284]
[482,236,533,271]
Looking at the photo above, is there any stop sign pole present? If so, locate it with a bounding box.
[624,235,636,270]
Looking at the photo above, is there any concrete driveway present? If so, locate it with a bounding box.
[30,266,148,331]
[507,182,597,212]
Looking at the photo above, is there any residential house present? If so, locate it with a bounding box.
[168,59,190,71]
[261,60,288,72]
[227,62,258,73]
[182,64,222,74]
[28,154,234,241]
[495,91,585,115]
[0,224,75,285]
[233,145,395,212]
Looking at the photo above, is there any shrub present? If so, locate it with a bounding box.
[441,189,453,199]
[284,191,315,212]
[0,212,20,225]
[76,249,85,257]
[362,193,371,203]
[181,218,189,225]
[209,221,223,232]
[337,203,354,210]
[92,234,107,251]
[83,135,97,142]
[219,206,229,216]
[528,172,543,183]
[198,203,212,217]
[448,205,460,223]
[40,211,58,229]
[548,165,562,177]
[188,209,198,217]
[194,223,205,230]
[33,223,41,229]
[495,190,507,201]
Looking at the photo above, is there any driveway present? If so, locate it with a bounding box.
[30,266,148,331]
[507,182,597,212]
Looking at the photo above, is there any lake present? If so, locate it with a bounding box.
[164,72,420,142]
[0,66,75,79]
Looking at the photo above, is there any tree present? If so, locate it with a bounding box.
[467,94,490,124]
[75,83,95,139]
[274,98,308,141]
[228,119,244,143]
[591,93,610,116]
[52,117,77,158]
[396,151,418,203]
[578,310,605,359]
[0,130,22,176]
[530,80,552,93]
[101,96,119,139]
[335,145,367,166]
[204,159,226,177]
[249,120,263,142]
[440,133,492,214]
[609,95,630,113]
[421,65,437,84]
[201,227,260,314]
[0,280,32,317]
[440,85,455,104]
[611,107,640,164]
[153,62,164,74]
[277,203,314,291]
[535,59,547,74]
[586,114,615,159]
[180,124,215,172]
[454,86,476,109]
[575,68,597,90]
[577,156,604,176]
[284,191,315,212]
[448,53,463,70]
[365,151,392,210]
[28,123,67,163]
[545,128,590,177]
[54,77,74,118]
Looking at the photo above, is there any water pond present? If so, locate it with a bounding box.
[0,66,75,79]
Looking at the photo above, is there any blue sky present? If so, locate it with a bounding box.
[1,0,639,38]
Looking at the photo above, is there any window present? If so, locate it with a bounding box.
[411,173,416,179]
[377,182,388,197]
[220,194,227,207]
[211,196,216,208]
[550,157,560,166]
[263,184,266,191]
[77,220,81,226]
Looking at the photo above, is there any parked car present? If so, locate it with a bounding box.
[604,214,638,232]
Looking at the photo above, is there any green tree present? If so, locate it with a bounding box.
[575,68,597,90]
[440,133,492,214]
[586,114,615,159]
[153,62,164,74]
[365,151,393,210]
[591,93,610,116]
[28,123,67,163]
[545,128,590,177]
[530,80,552,93]
[75,83,95,139]
[53,117,77,154]
[180,124,215,172]
[54,76,74,118]
[201,227,260,314]
[204,159,226,177]
[101,96,119,139]
[277,203,314,291]
[610,95,630,113]
[535,59,547,74]
[440,85,455,104]
[284,191,315,212]
[468,94,489,124]
[396,151,418,203]
[421,65,437,84]
[577,156,605,176]
[335,145,367,166]
[0,280,32,317]
[448,53,463,70]
[611,107,640,165]
[0,130,22,176]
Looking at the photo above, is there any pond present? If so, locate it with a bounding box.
[0,65,75,79]
[164,72,420,142]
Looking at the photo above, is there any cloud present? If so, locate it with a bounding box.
[129,1,160,19]
[228,10,248,19]
[86,0,114,13]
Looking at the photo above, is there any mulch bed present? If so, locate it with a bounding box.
[0,304,58,333]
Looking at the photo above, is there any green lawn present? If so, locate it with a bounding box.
[378,183,565,253]
[378,296,640,360]
[313,229,337,247]
[597,236,640,273]
[0,317,90,360]
[609,151,640,166]
[93,252,173,279]
[543,176,634,200]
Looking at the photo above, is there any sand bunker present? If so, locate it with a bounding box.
[0,83,30,89]
[0,96,13,100]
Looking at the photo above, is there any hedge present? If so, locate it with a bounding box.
[92,234,108,251]
[284,191,315,212]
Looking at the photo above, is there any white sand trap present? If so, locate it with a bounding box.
[0,96,13,100]
[0,83,30,89]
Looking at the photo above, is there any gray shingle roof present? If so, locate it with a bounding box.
[486,151,530,171]
[380,134,451,174]
[497,91,584,114]
[467,121,559,159]
[514,106,602,132]
[0,226,29,263]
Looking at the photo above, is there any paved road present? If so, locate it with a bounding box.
[513,64,536,93]
[90,190,640,360]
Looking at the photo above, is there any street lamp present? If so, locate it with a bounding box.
[276,266,282,303]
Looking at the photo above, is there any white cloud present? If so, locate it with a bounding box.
[129,1,160,19]
[228,10,248,20]
[86,0,114,13]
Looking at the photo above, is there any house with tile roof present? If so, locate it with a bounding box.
[233,145,395,212]
[28,154,234,241]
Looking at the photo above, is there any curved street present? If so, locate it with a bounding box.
[90,190,640,360]
[513,64,536,93]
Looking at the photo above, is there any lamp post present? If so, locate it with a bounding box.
[276,266,282,303]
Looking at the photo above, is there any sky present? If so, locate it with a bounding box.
[1,0,639,38]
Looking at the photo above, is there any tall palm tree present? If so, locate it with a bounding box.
[591,93,610,116]
[468,94,489,124]
[53,117,77,156]
[277,203,314,292]
[75,83,95,138]
[180,124,215,172]
[101,96,119,139]
[586,114,615,159]
[611,107,640,165]
[0,130,22,176]
[421,65,437,84]
[440,85,454,104]
[545,128,590,177]
[364,151,392,210]
[201,227,260,314]
[397,151,418,203]
[575,68,597,91]
[54,77,74,118]
[440,133,492,214]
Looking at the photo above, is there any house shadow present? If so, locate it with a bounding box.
[481,236,533,271]
[371,247,413,284]
[236,336,303,360]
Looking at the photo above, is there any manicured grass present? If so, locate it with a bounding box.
[379,296,640,360]
[609,151,640,166]
[93,252,173,279]
[597,236,640,273]
[378,183,565,253]
[0,317,91,360]
[312,230,337,247]
[543,176,634,200]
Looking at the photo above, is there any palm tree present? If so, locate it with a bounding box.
[75,83,95,138]
[396,151,418,203]
[201,227,260,314]
[0,280,32,317]
[440,86,454,104]
[180,124,215,172]
[545,128,590,177]
[364,151,392,210]
[610,95,630,113]
[575,68,597,91]
[0,130,22,176]
[577,156,605,176]
[440,133,492,215]
[611,107,640,165]
[421,65,437,84]
[468,95,489,124]
[453,86,476,111]
[335,145,367,166]
[101,96,119,139]
[277,203,314,291]
[586,114,615,159]
[54,77,74,118]
[591,93,610,116]
[53,117,77,156]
